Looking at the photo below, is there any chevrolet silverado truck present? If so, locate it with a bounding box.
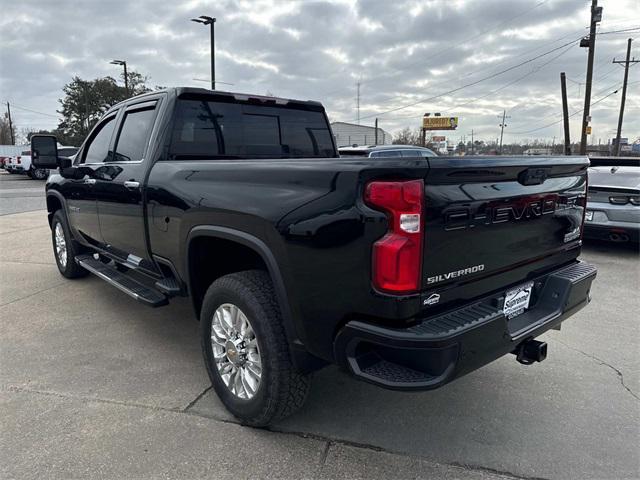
[31,87,597,426]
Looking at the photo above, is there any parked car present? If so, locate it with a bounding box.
[31,87,596,426]
[339,144,438,158]
[24,146,79,180]
[5,147,78,179]
[584,158,640,243]
[6,154,25,174]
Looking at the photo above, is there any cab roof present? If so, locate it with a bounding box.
[109,87,324,112]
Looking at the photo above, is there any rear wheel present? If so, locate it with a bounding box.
[51,210,88,279]
[200,270,310,426]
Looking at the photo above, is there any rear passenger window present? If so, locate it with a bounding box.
[400,150,420,157]
[113,106,156,162]
[370,150,402,158]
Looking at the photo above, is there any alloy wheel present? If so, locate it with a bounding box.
[33,168,47,180]
[54,222,67,268]
[211,303,262,399]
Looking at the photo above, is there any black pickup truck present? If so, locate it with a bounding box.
[31,87,596,426]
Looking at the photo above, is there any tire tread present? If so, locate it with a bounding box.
[201,270,310,426]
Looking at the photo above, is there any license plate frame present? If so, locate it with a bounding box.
[503,281,534,319]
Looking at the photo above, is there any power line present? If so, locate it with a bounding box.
[371,0,551,82]
[358,25,589,111]
[385,42,576,120]
[598,27,640,35]
[4,103,59,118]
[510,86,623,135]
[315,0,558,99]
[510,77,625,129]
[355,37,582,122]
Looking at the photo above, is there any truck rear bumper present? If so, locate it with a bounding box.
[334,261,597,391]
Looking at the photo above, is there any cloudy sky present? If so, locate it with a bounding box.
[1,0,638,145]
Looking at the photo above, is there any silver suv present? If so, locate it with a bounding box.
[338,145,438,158]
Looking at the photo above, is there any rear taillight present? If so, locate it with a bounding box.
[364,179,424,294]
[16,157,21,164]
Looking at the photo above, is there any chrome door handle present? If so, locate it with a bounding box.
[124,181,140,189]
[84,178,96,185]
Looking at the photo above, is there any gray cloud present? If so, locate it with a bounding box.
[1,0,638,145]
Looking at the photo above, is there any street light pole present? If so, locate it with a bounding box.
[110,60,129,96]
[191,16,216,90]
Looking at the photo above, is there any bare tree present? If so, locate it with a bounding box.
[0,113,15,144]
[393,127,422,145]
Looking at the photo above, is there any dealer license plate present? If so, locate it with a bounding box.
[585,210,593,221]
[503,282,534,319]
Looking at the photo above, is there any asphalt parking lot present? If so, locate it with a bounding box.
[0,172,47,215]
[1,170,639,479]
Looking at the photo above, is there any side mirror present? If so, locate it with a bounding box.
[58,157,73,169]
[31,135,59,169]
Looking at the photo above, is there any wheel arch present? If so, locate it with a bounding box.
[46,190,66,227]
[186,226,300,346]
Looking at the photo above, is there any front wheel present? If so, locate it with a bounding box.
[31,167,48,180]
[51,210,88,278]
[200,270,310,426]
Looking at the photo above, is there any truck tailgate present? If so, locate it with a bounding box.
[421,156,589,309]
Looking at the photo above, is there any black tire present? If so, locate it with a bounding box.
[31,167,48,180]
[51,210,89,279]
[26,169,34,179]
[200,270,310,427]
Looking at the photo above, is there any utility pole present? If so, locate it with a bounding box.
[579,0,603,155]
[191,16,216,90]
[374,118,378,145]
[6,102,14,145]
[356,81,361,125]
[469,129,475,155]
[613,38,638,156]
[560,72,571,155]
[498,110,510,155]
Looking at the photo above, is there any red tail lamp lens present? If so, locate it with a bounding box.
[365,180,424,293]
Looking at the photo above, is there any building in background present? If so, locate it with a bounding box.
[330,121,392,147]
[0,145,27,157]
[428,135,450,154]
[524,147,553,155]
